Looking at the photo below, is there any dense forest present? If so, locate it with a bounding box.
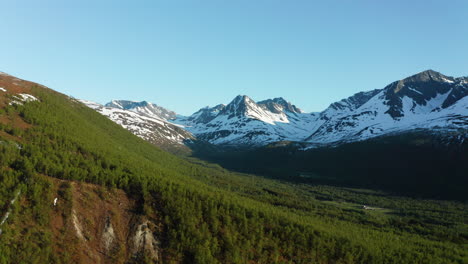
[0,79,467,263]
[189,130,468,201]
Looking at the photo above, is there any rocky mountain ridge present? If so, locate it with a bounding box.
[78,100,193,151]
[81,70,468,148]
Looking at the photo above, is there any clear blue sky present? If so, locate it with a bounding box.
[2,0,467,115]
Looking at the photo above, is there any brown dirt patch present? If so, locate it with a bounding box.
[45,176,138,264]
[0,73,38,135]
[0,74,33,95]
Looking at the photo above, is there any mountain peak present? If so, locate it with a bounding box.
[230,95,258,108]
[106,100,150,109]
[185,104,226,124]
[257,97,302,114]
[105,99,176,120]
[233,94,252,103]
[398,70,454,87]
[271,97,287,103]
[219,95,256,118]
[403,69,446,82]
[392,70,454,95]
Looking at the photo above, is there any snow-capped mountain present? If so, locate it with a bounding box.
[173,95,319,146]
[306,70,467,144]
[80,70,467,149]
[320,89,381,121]
[257,97,303,114]
[105,100,177,120]
[178,104,226,125]
[79,100,193,150]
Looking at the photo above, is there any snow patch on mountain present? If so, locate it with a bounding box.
[79,100,193,147]
[106,100,176,120]
[78,100,102,110]
[9,93,39,105]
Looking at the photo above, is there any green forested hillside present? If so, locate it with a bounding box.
[0,78,467,263]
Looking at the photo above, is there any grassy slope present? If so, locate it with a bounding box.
[0,78,466,263]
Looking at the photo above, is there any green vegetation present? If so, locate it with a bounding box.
[190,132,468,200]
[0,85,467,263]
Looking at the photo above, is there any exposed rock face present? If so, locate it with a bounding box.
[47,177,162,264]
[72,210,85,241]
[131,220,161,262]
[101,215,116,252]
[321,89,381,120]
[183,104,226,124]
[257,97,303,114]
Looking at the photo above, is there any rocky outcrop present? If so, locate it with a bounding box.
[131,220,161,262]
[101,216,116,252]
[47,177,162,264]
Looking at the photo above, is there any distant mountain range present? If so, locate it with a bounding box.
[80,70,468,149]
